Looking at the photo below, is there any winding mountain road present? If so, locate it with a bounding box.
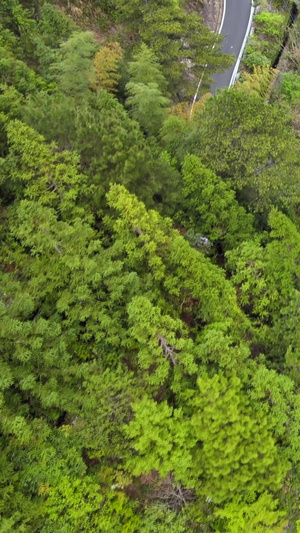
[211,0,254,93]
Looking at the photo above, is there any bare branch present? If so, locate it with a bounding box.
[157,334,177,366]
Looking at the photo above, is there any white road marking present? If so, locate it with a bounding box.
[229,1,255,86]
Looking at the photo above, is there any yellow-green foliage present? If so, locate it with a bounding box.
[237,66,278,98]
[91,41,122,93]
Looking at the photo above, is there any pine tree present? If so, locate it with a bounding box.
[23,90,157,208]
[128,43,167,90]
[126,81,170,136]
[114,0,232,97]
[140,7,233,96]
[126,43,170,136]
[51,31,97,96]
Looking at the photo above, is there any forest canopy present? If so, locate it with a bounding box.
[1,0,300,531]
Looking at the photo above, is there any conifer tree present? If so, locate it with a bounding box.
[227,208,300,323]
[91,41,122,93]
[114,0,232,96]
[2,0,300,529]
[128,43,167,90]
[181,155,254,250]
[214,493,286,533]
[140,7,232,96]
[126,81,170,136]
[189,374,288,503]
[126,43,170,136]
[106,184,248,333]
[51,31,97,96]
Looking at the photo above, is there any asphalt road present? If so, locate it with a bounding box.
[211,0,253,93]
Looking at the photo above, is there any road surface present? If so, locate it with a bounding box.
[211,0,254,93]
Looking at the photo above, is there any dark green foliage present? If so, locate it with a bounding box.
[0,34,45,95]
[115,0,233,97]
[184,90,300,211]
[22,88,178,210]
[181,155,255,250]
[32,3,75,79]
[37,3,74,48]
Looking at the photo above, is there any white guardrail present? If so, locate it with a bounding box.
[229,1,256,86]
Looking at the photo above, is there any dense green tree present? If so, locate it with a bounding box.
[139,504,187,533]
[126,81,170,136]
[127,296,197,385]
[160,114,190,165]
[181,154,255,250]
[23,90,158,207]
[226,239,269,320]
[255,11,286,39]
[0,140,250,530]
[106,184,247,334]
[273,291,300,379]
[0,0,36,59]
[41,476,139,533]
[72,91,157,204]
[22,90,78,148]
[32,2,75,79]
[36,3,74,48]
[2,0,300,530]
[2,120,89,218]
[227,209,300,323]
[185,90,300,211]
[125,374,287,506]
[114,0,232,96]
[189,374,287,503]
[140,7,232,96]
[125,398,193,481]
[126,43,170,135]
[279,72,300,105]
[128,43,167,90]
[249,365,300,464]
[214,492,286,533]
[0,32,45,96]
[113,0,177,28]
[76,366,139,462]
[50,31,97,96]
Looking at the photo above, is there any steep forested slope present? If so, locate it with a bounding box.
[1,1,300,532]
